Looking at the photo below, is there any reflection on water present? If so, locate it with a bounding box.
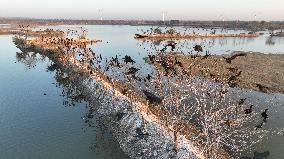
[241,151,270,159]
[265,36,284,46]
[37,25,284,55]
[47,63,85,107]
[16,51,46,69]
[0,35,128,159]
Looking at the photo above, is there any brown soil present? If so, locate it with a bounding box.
[152,51,284,93]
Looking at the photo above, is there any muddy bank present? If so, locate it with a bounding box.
[134,33,258,40]
[0,28,19,35]
[14,38,204,159]
[0,28,64,36]
[150,51,284,94]
[25,38,101,48]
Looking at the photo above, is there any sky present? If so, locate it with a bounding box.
[0,0,283,21]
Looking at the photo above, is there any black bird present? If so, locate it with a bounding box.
[256,84,269,93]
[147,74,152,80]
[116,112,127,121]
[144,74,152,82]
[238,98,247,105]
[160,60,170,75]
[148,55,156,63]
[167,42,177,51]
[123,55,135,64]
[202,51,210,59]
[143,90,164,105]
[223,53,246,63]
[89,59,94,66]
[255,122,264,130]
[193,45,203,52]
[120,88,128,95]
[261,109,268,122]
[126,67,139,75]
[43,93,47,95]
[134,128,149,139]
[228,71,242,82]
[244,105,253,114]
[116,61,121,68]
[135,34,147,39]
[111,55,119,63]
[175,57,183,67]
[160,46,167,53]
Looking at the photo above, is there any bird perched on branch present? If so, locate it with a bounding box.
[148,55,156,63]
[123,55,135,64]
[126,67,139,75]
[144,74,152,82]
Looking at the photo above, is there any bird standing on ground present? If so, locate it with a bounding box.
[223,52,246,63]
[255,122,264,130]
[167,42,177,51]
[193,45,203,52]
[244,105,253,114]
[143,90,164,105]
[261,109,268,122]
[238,98,247,105]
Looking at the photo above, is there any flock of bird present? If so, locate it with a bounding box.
[18,26,275,145]
[83,33,269,133]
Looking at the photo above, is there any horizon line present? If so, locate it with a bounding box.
[1,17,284,22]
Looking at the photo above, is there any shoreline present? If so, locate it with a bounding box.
[134,33,258,40]
[14,37,207,159]
[14,35,284,158]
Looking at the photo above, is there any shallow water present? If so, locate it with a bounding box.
[1,25,284,159]
[37,25,284,55]
[0,35,128,159]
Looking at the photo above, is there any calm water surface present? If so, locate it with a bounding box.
[1,25,284,159]
[0,34,128,159]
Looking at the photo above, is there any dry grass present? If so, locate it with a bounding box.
[26,38,100,48]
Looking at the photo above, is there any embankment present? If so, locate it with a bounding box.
[14,37,206,159]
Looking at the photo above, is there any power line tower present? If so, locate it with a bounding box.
[162,11,167,22]
[98,9,103,21]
